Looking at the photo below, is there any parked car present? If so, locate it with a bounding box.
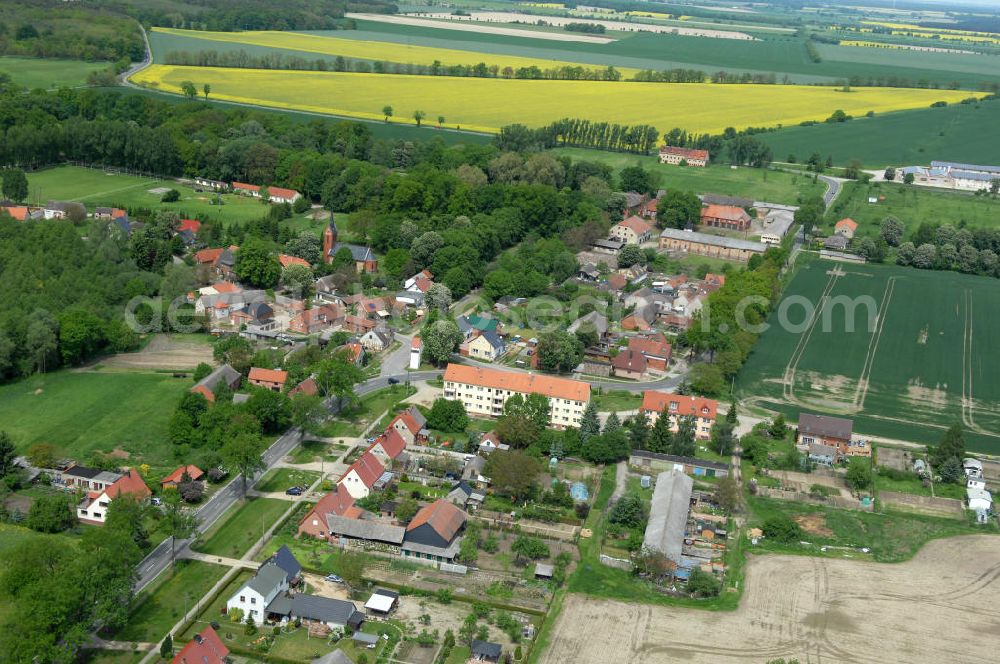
[325,574,344,583]
[150,497,163,506]
[387,377,400,385]
[285,486,304,496]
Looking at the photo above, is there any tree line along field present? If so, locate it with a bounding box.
[132,65,975,135]
[761,98,1000,167]
[550,147,826,204]
[825,181,1000,240]
[0,369,189,469]
[0,56,110,89]
[736,257,1000,452]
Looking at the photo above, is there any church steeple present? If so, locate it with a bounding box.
[322,216,338,263]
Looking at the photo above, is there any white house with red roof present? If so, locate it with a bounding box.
[641,390,719,441]
[77,469,151,525]
[659,145,709,167]
[368,428,407,466]
[388,406,427,446]
[610,216,654,245]
[231,182,301,204]
[338,451,385,499]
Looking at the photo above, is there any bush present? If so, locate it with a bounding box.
[293,196,311,213]
[761,514,802,543]
[686,568,721,597]
[608,493,645,528]
[161,188,180,202]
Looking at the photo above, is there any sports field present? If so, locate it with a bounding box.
[26,166,276,225]
[132,65,974,134]
[737,257,1000,452]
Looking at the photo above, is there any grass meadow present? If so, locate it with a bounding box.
[0,56,109,89]
[0,369,188,469]
[552,148,826,204]
[193,497,291,558]
[761,98,1000,167]
[132,65,973,134]
[736,256,1000,452]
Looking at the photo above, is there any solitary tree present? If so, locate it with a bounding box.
[162,492,199,565]
[222,432,267,498]
[160,634,173,660]
[203,83,211,101]
[437,115,446,127]
[413,110,426,127]
[2,168,29,202]
[180,80,198,99]
[382,105,393,122]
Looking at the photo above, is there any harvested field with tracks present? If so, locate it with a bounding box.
[541,536,1000,664]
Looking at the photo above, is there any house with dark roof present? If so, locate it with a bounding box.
[191,364,242,403]
[172,625,229,664]
[797,413,868,457]
[402,499,467,562]
[312,651,354,664]
[226,562,289,624]
[266,545,302,585]
[471,639,503,662]
[327,514,406,549]
[611,349,647,380]
[642,469,694,565]
[267,593,362,631]
[462,329,505,362]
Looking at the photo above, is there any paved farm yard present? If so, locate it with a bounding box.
[737,257,1000,452]
[540,536,1000,664]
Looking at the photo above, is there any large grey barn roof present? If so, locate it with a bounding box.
[326,514,405,544]
[798,413,852,441]
[658,228,766,253]
[642,470,693,564]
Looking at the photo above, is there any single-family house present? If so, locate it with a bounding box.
[797,413,869,457]
[368,428,407,466]
[611,216,654,245]
[835,218,858,239]
[567,311,609,341]
[627,334,672,371]
[43,200,80,220]
[298,486,357,539]
[226,563,289,624]
[248,367,288,392]
[1,205,31,221]
[401,499,467,562]
[232,182,301,204]
[190,364,241,403]
[172,626,229,664]
[77,469,151,525]
[279,253,311,268]
[360,327,394,352]
[611,349,647,379]
[265,545,303,585]
[230,301,274,328]
[288,304,344,335]
[700,204,752,231]
[388,406,427,446]
[658,146,709,167]
[463,330,505,362]
[161,464,204,489]
[641,391,718,441]
[471,639,503,663]
[339,452,385,499]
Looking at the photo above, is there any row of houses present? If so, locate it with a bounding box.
[894,161,1000,192]
[193,177,302,204]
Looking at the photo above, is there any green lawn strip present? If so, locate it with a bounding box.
[446,644,473,664]
[193,497,291,558]
[591,389,641,412]
[288,440,339,464]
[0,369,188,468]
[874,473,966,501]
[549,148,826,205]
[320,386,417,438]
[113,560,229,642]
[255,468,322,493]
[745,495,997,562]
[0,56,110,89]
[80,650,146,664]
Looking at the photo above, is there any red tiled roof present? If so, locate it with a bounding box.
[289,377,318,397]
[443,363,590,402]
[268,186,300,200]
[232,182,260,193]
[835,218,858,231]
[306,486,356,522]
[414,276,433,293]
[607,273,627,290]
[341,452,384,488]
[211,281,240,294]
[279,253,310,268]
[617,216,653,235]
[194,247,224,264]
[393,408,422,437]
[612,349,647,373]
[642,390,719,420]
[1,205,29,221]
[344,316,376,331]
[628,335,672,360]
[342,342,364,363]
[372,427,406,459]
[701,204,750,223]
[173,626,229,664]
[178,219,201,234]
[342,505,364,520]
[412,336,423,349]
[621,314,651,332]
[107,469,151,500]
[161,465,204,485]
[407,499,466,541]
[249,367,288,385]
[704,273,726,286]
[659,145,709,161]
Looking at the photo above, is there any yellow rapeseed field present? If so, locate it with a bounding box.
[152,27,639,76]
[133,64,977,134]
[859,21,1000,45]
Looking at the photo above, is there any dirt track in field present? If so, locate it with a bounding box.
[96,334,214,371]
[541,536,1000,664]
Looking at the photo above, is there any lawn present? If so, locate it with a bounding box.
[25,165,310,226]
[873,472,967,501]
[552,148,826,204]
[319,385,417,438]
[288,440,345,464]
[0,56,110,89]
[746,495,996,562]
[590,389,642,412]
[133,64,974,135]
[736,256,1000,452]
[0,369,188,469]
[255,467,321,493]
[445,645,473,664]
[825,180,1000,238]
[112,559,229,642]
[80,651,146,664]
[761,97,1000,167]
[193,497,291,558]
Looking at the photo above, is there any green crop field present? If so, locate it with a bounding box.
[826,181,1000,239]
[762,98,1000,167]
[0,56,110,89]
[25,166,281,225]
[737,256,1000,452]
[551,148,826,204]
[0,370,189,468]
